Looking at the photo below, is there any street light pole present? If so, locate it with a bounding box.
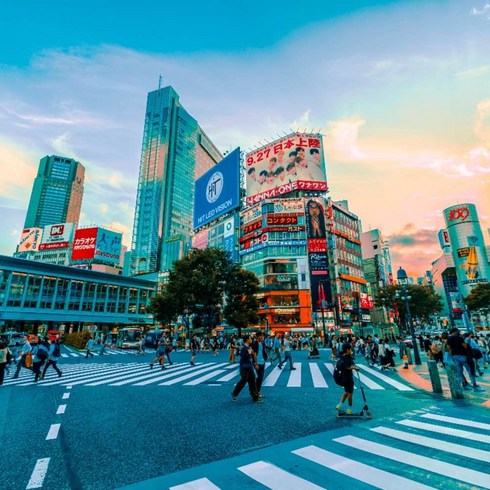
[396,266,421,365]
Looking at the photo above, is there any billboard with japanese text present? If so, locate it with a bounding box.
[94,228,122,265]
[18,228,43,252]
[193,148,240,230]
[246,133,327,205]
[71,227,98,260]
[39,222,75,250]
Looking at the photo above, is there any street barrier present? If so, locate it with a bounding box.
[445,362,464,399]
[427,360,443,394]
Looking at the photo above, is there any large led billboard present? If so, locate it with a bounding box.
[18,228,43,252]
[94,228,122,265]
[444,203,490,297]
[246,133,327,205]
[71,227,98,261]
[193,147,240,230]
[39,222,75,250]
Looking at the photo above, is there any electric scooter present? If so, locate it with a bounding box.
[337,370,372,419]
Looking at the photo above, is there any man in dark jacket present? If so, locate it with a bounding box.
[231,335,260,403]
[251,332,268,398]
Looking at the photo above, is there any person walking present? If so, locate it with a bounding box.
[228,336,236,363]
[42,339,62,379]
[270,334,283,367]
[251,332,268,398]
[190,334,199,366]
[32,338,50,383]
[85,335,95,359]
[150,338,167,369]
[12,335,32,379]
[164,337,173,365]
[278,333,296,370]
[0,341,11,385]
[231,335,260,403]
[336,342,360,414]
[447,328,485,392]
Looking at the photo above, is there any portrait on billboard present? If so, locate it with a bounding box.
[245,133,327,205]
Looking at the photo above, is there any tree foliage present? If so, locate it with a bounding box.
[375,284,443,326]
[465,283,490,311]
[149,248,260,335]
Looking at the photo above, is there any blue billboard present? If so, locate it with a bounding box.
[94,228,122,265]
[193,147,241,230]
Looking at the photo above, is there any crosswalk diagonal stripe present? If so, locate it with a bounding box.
[357,371,384,389]
[370,426,490,462]
[293,445,435,490]
[61,354,69,358]
[262,366,283,387]
[397,419,490,444]
[83,364,179,386]
[184,369,227,386]
[160,363,230,386]
[215,369,239,382]
[170,477,221,490]
[357,364,413,390]
[39,364,138,386]
[237,460,325,489]
[309,363,328,388]
[63,365,151,386]
[286,363,301,387]
[11,365,107,386]
[420,413,490,431]
[334,435,490,489]
[131,364,211,386]
[109,363,193,386]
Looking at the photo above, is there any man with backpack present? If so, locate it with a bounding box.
[41,339,62,379]
[32,338,50,382]
[12,335,33,379]
[335,342,359,414]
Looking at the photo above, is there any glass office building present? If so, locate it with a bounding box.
[131,86,222,276]
[24,155,85,229]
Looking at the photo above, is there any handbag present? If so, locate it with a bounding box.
[25,352,33,368]
[471,348,483,360]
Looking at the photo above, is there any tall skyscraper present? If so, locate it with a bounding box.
[131,85,222,276]
[24,155,85,228]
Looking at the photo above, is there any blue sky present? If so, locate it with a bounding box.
[0,0,489,275]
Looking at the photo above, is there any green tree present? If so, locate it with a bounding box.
[465,283,490,311]
[375,284,443,328]
[223,267,260,336]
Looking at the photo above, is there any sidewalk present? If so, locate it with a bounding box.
[397,355,490,407]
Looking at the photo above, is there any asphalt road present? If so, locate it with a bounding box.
[0,347,479,489]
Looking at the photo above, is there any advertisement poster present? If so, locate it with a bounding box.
[94,229,122,265]
[18,228,43,252]
[193,147,240,230]
[39,222,75,250]
[71,227,98,261]
[245,133,327,205]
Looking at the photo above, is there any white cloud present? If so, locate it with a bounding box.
[471,3,490,19]
[326,117,366,160]
[475,98,490,143]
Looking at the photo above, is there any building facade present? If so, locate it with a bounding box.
[131,85,222,276]
[0,255,155,332]
[24,155,85,229]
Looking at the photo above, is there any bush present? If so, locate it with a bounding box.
[63,331,92,349]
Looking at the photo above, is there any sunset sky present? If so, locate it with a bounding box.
[0,0,489,276]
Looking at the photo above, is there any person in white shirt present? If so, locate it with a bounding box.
[278,334,296,370]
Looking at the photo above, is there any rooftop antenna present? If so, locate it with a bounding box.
[158,74,163,90]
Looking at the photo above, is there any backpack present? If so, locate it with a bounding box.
[37,346,49,361]
[333,358,345,386]
[53,343,61,357]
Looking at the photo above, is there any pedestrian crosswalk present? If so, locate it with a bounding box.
[60,346,137,358]
[3,360,414,391]
[121,407,490,489]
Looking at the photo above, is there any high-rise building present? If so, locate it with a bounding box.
[131,85,222,276]
[24,155,85,229]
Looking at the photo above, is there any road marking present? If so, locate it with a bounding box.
[65,364,152,386]
[70,353,79,357]
[26,458,50,489]
[131,364,209,386]
[170,477,221,490]
[216,368,239,382]
[397,419,490,444]
[371,426,490,462]
[262,366,283,387]
[286,363,302,387]
[309,363,328,388]
[66,385,72,389]
[62,393,70,399]
[61,354,69,358]
[160,363,229,386]
[237,460,325,489]
[56,404,66,415]
[46,423,61,440]
[184,369,226,386]
[334,435,490,489]
[293,445,434,490]
[357,371,384,389]
[357,364,413,390]
[420,413,490,431]
[41,364,140,386]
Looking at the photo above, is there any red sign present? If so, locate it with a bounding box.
[39,241,69,250]
[360,293,374,310]
[448,206,470,222]
[71,228,98,260]
[264,226,305,233]
[243,219,263,235]
[267,215,299,225]
[307,238,327,253]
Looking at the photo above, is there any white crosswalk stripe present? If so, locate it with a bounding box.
[3,360,414,390]
[157,408,490,490]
